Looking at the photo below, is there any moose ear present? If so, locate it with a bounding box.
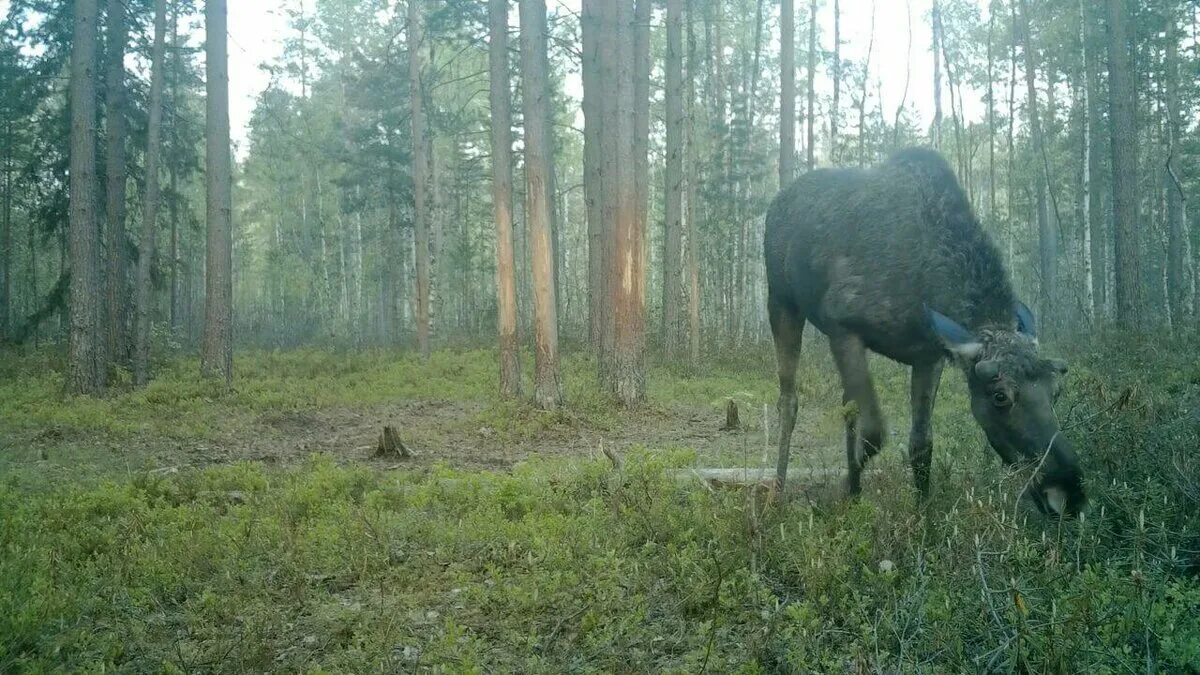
[925,305,982,360]
[1015,301,1037,338]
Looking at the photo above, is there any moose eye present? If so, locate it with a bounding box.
[991,391,1011,407]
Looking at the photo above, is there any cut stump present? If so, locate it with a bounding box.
[374,425,413,459]
[720,399,740,431]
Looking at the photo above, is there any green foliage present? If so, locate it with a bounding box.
[2,341,1197,672]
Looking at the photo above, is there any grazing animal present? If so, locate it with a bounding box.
[764,147,1085,516]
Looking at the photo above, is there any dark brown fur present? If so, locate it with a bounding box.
[766,147,1084,515]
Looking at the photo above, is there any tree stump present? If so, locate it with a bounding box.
[374,425,413,459]
[720,398,740,431]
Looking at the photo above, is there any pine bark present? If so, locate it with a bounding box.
[614,0,645,405]
[931,0,942,149]
[201,0,233,385]
[1019,0,1055,328]
[685,0,700,364]
[1105,0,1143,327]
[1083,0,1106,316]
[103,0,129,367]
[830,0,840,163]
[582,0,605,349]
[1164,25,1186,326]
[409,0,431,357]
[134,0,168,387]
[780,0,795,184]
[805,0,816,169]
[68,0,105,395]
[663,0,684,356]
[519,0,563,409]
[489,0,521,397]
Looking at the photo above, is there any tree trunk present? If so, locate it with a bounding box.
[409,0,431,358]
[520,0,563,409]
[201,0,233,385]
[1019,0,1055,329]
[633,0,650,331]
[931,0,942,149]
[857,1,875,167]
[1164,23,1186,327]
[582,0,605,349]
[134,0,167,387]
[489,0,521,397]
[986,1,996,218]
[68,0,105,395]
[663,0,684,356]
[1,112,11,341]
[597,0,621,384]
[685,0,700,364]
[168,3,181,337]
[780,0,795,184]
[103,0,129,369]
[892,0,912,148]
[830,0,840,164]
[1105,0,1143,327]
[1083,0,1106,318]
[806,0,816,169]
[613,0,645,405]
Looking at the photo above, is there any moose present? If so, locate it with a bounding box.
[765,147,1085,516]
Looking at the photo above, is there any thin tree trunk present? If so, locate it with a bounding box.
[597,0,621,384]
[1165,24,1186,326]
[780,0,795,184]
[664,0,684,356]
[857,1,875,167]
[987,1,996,219]
[134,0,167,387]
[489,0,521,397]
[892,0,912,148]
[1019,0,1055,327]
[931,0,942,149]
[686,0,700,364]
[1106,0,1142,327]
[201,0,233,385]
[1,112,11,340]
[806,0,816,169]
[520,0,563,409]
[830,0,840,163]
[68,0,105,395]
[168,3,181,336]
[409,0,431,358]
[582,0,605,348]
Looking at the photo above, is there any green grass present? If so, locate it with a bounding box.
[1,337,1198,671]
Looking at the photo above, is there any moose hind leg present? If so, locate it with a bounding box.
[770,298,805,490]
[829,332,885,495]
[908,360,944,497]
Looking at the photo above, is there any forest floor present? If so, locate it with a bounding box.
[1,336,1198,672]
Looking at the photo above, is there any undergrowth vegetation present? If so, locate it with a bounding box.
[1,335,1198,671]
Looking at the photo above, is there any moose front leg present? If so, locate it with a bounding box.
[829,332,885,496]
[908,359,944,497]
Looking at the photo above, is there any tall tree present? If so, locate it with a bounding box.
[1164,17,1186,326]
[633,0,650,297]
[613,0,645,404]
[489,0,521,397]
[134,0,168,387]
[582,0,605,349]
[201,0,233,384]
[829,0,840,163]
[103,0,129,367]
[519,0,563,409]
[409,0,431,358]
[685,0,701,363]
[1105,0,1142,327]
[779,0,795,184]
[68,0,105,395]
[805,0,816,169]
[663,0,684,355]
[931,0,942,148]
[1082,0,1105,317]
[1018,0,1055,328]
